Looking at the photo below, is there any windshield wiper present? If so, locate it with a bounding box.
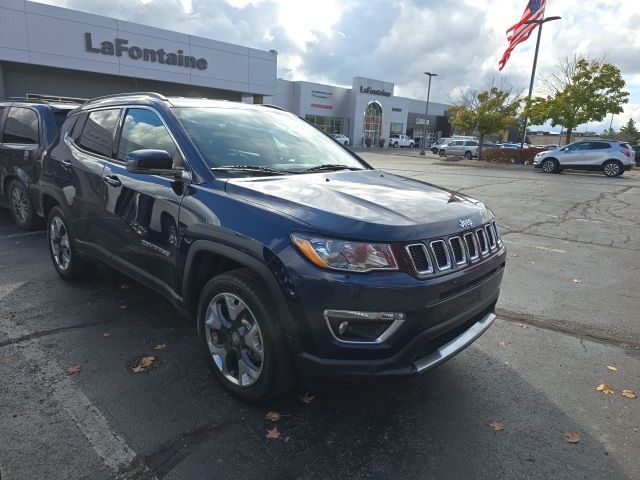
[300,164,364,173]
[210,165,292,176]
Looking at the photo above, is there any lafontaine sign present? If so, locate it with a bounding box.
[359,86,391,97]
[84,33,208,70]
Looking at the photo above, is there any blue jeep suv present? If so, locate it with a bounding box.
[40,92,506,402]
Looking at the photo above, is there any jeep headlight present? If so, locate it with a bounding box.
[291,233,398,272]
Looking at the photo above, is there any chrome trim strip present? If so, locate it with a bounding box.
[463,232,480,262]
[414,312,496,373]
[485,224,497,251]
[448,236,467,266]
[405,243,434,275]
[323,310,405,345]
[476,228,489,255]
[430,240,452,271]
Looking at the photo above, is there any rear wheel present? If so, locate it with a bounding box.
[393,142,398,148]
[8,179,42,230]
[602,160,622,177]
[197,269,294,403]
[464,151,473,160]
[46,206,97,281]
[438,149,446,157]
[541,158,559,173]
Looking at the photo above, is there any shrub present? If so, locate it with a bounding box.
[479,147,546,165]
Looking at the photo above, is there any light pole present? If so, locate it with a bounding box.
[419,72,437,155]
[519,16,561,152]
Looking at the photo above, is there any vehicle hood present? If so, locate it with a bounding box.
[224,170,492,241]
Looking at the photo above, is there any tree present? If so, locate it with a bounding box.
[448,80,522,160]
[525,55,629,145]
[617,118,639,143]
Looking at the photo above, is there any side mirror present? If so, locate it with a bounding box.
[126,149,174,174]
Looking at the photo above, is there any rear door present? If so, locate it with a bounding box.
[0,107,41,204]
[448,140,464,155]
[64,108,121,258]
[102,107,188,296]
[588,141,612,166]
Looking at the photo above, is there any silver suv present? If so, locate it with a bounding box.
[438,139,479,160]
[533,140,634,177]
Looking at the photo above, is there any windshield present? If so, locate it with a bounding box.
[173,106,366,175]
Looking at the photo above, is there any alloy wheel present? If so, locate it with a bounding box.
[542,159,556,173]
[204,293,264,387]
[10,185,29,224]
[50,216,71,271]
[604,162,620,177]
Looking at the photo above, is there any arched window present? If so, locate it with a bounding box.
[362,101,382,145]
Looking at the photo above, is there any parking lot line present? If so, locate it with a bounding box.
[0,231,46,239]
[502,239,566,253]
[0,282,141,477]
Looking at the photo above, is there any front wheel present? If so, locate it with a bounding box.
[8,179,42,230]
[438,149,446,157]
[541,158,559,173]
[197,269,294,403]
[46,206,97,281]
[602,160,623,177]
[393,142,398,148]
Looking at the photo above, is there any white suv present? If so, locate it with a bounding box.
[388,134,415,148]
[331,134,350,146]
[533,140,634,177]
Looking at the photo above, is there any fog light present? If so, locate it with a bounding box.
[324,310,405,344]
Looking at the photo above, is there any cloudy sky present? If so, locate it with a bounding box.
[40,0,640,132]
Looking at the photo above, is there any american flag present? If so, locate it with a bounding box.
[498,0,546,70]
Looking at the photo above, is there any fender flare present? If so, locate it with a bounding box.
[182,240,298,338]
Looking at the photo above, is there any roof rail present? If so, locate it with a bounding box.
[259,104,286,111]
[6,96,83,105]
[85,92,168,103]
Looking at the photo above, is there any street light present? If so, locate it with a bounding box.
[519,16,561,151]
[419,72,438,155]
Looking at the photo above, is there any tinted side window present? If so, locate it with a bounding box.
[78,109,120,157]
[566,142,590,151]
[2,107,39,144]
[590,142,611,150]
[450,141,463,146]
[71,113,87,141]
[467,141,478,146]
[117,108,181,166]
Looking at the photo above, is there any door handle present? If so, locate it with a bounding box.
[102,175,122,187]
[60,160,72,169]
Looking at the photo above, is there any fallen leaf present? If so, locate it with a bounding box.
[498,341,507,347]
[622,390,637,399]
[300,392,316,404]
[571,278,582,284]
[66,365,81,375]
[266,426,281,439]
[153,344,167,350]
[101,333,111,337]
[564,432,581,443]
[131,356,156,373]
[266,411,280,422]
[519,324,529,330]
[488,420,504,431]
[510,253,519,257]
[606,366,618,371]
[596,383,614,395]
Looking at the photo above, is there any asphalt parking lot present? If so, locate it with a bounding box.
[1,153,639,480]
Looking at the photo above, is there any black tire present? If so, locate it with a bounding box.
[602,160,623,177]
[46,206,97,281]
[464,151,473,160]
[197,269,294,403]
[438,149,446,157]
[393,142,398,148]
[343,141,349,146]
[409,142,414,148]
[431,148,438,154]
[541,158,559,173]
[8,179,42,231]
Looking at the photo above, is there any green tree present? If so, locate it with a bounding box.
[448,81,521,160]
[617,118,639,143]
[525,56,629,145]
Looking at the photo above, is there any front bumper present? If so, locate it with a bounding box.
[277,245,506,381]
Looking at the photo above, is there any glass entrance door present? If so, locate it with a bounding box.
[362,102,382,146]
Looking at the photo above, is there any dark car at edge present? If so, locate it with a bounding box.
[0,99,78,229]
[40,92,506,403]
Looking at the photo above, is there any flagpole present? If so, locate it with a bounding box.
[519,15,561,153]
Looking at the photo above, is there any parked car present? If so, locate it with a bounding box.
[0,100,78,229]
[498,143,520,149]
[388,134,414,148]
[438,139,479,159]
[533,140,635,177]
[41,92,505,403]
[430,137,453,154]
[331,133,350,146]
[632,145,640,166]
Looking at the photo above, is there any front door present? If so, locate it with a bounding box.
[559,141,591,167]
[102,107,187,296]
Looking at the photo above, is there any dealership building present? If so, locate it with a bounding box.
[0,0,451,146]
